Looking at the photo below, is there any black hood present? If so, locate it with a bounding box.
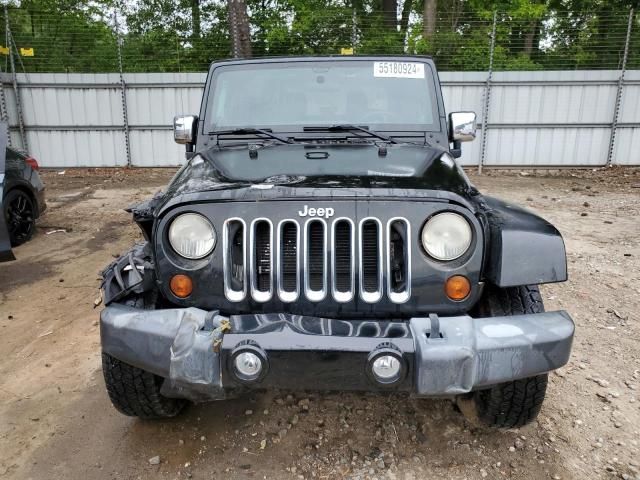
[128,142,481,234]
[163,142,476,198]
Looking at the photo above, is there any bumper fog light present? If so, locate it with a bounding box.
[372,355,401,380]
[234,352,262,378]
[230,344,269,383]
[367,346,406,386]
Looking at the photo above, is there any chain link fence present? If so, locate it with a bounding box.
[0,4,638,74]
[0,3,638,169]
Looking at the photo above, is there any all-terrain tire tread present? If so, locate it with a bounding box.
[480,284,543,318]
[102,353,185,419]
[476,375,548,428]
[471,284,549,429]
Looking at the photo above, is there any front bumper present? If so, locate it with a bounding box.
[100,305,574,401]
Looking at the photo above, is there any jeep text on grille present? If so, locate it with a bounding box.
[297,205,335,218]
[99,56,574,429]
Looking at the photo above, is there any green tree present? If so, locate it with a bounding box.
[120,0,231,71]
[1,0,638,73]
[2,0,118,73]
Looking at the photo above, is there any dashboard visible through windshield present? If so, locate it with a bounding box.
[204,60,440,134]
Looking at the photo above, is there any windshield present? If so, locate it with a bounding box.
[204,60,440,133]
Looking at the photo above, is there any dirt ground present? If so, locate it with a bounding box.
[0,167,639,480]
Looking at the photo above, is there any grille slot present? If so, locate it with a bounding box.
[359,218,383,302]
[223,219,246,302]
[230,223,245,289]
[305,220,327,301]
[387,218,411,303]
[255,221,272,291]
[278,221,299,300]
[250,219,273,302]
[332,219,354,302]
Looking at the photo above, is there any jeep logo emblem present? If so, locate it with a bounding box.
[298,205,334,219]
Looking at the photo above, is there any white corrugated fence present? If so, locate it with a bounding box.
[1,70,639,168]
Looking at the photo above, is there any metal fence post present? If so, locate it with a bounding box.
[0,76,10,146]
[0,12,9,130]
[352,8,357,51]
[606,8,634,167]
[114,7,132,167]
[4,5,27,152]
[478,10,497,174]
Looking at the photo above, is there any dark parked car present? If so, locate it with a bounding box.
[0,146,46,261]
[99,56,574,429]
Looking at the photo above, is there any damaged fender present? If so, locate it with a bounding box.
[481,196,567,287]
[100,304,229,402]
[101,242,156,305]
[101,243,230,402]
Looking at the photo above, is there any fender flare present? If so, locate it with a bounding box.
[480,196,567,287]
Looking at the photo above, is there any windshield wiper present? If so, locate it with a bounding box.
[303,125,397,144]
[209,128,293,144]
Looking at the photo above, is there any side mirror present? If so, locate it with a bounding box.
[174,115,197,145]
[449,111,477,142]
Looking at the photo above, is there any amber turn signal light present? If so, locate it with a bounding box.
[445,275,471,301]
[170,274,193,298]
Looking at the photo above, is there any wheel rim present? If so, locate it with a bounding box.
[5,192,34,243]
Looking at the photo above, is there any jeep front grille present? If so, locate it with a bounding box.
[222,217,411,304]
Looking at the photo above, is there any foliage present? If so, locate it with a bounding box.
[0,0,638,73]
[1,0,118,72]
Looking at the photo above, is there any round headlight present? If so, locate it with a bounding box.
[168,213,216,259]
[421,212,472,261]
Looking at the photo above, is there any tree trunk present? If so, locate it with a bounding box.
[450,0,462,31]
[228,0,252,58]
[423,0,437,40]
[399,0,412,38]
[523,21,539,56]
[382,0,397,30]
[28,9,35,36]
[191,0,201,39]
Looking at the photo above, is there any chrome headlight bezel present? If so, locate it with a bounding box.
[421,212,472,261]
[168,212,216,260]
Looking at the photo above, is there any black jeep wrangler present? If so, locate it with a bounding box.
[100,56,574,428]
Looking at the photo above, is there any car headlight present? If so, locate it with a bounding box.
[168,213,216,259]
[421,212,472,261]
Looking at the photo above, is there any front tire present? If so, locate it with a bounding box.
[102,353,186,419]
[472,374,548,429]
[460,285,549,428]
[3,189,36,246]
